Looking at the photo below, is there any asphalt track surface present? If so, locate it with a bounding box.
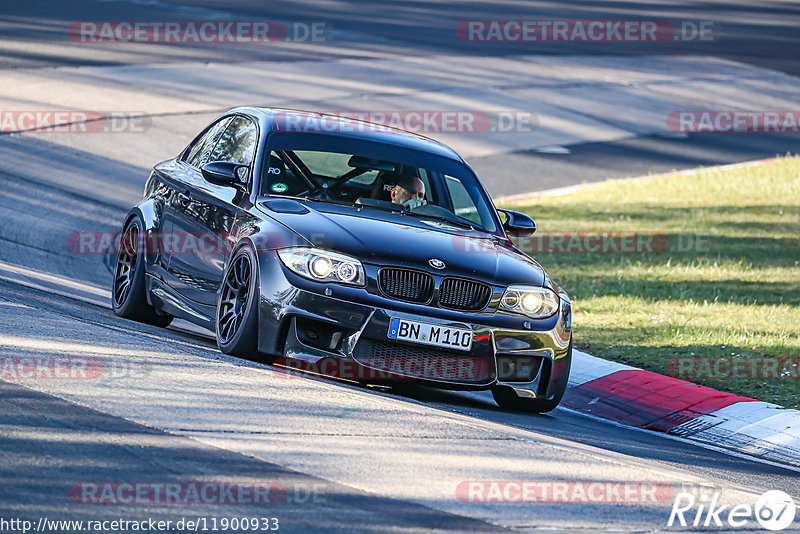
[1,0,800,532]
[3,0,800,75]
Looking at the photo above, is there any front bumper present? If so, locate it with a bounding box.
[256,251,572,401]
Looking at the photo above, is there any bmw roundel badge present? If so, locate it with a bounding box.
[429,258,446,269]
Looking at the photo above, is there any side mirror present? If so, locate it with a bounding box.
[201,161,248,191]
[497,208,537,237]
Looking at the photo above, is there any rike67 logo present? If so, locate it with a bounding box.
[669,490,796,531]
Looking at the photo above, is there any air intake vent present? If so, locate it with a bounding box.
[378,268,434,303]
[438,278,492,310]
[353,339,491,383]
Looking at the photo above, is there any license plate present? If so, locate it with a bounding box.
[387,318,473,351]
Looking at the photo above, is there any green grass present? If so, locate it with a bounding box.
[500,156,800,408]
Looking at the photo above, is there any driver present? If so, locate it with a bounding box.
[390,175,426,209]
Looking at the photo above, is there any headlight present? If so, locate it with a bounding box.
[499,285,559,319]
[277,247,365,286]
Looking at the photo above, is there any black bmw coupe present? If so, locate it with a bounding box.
[112,108,572,412]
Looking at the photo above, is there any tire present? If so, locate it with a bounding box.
[492,340,572,413]
[112,215,173,327]
[216,244,260,357]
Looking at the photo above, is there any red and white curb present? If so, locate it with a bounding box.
[565,350,800,468]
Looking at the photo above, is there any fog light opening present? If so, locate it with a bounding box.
[497,355,542,382]
[295,317,351,352]
[304,329,319,340]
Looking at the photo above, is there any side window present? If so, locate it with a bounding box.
[185,118,231,168]
[208,116,258,166]
[444,175,481,225]
[418,169,433,203]
[263,151,304,196]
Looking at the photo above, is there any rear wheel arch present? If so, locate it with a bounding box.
[112,214,173,327]
[131,197,167,235]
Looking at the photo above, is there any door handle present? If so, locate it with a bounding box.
[177,190,192,206]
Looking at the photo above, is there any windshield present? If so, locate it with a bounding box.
[260,133,499,232]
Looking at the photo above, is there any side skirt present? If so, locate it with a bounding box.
[146,274,216,331]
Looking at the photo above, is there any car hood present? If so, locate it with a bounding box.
[257,199,545,287]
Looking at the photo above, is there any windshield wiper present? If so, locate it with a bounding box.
[402,211,475,230]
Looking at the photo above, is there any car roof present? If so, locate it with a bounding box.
[228,107,466,163]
